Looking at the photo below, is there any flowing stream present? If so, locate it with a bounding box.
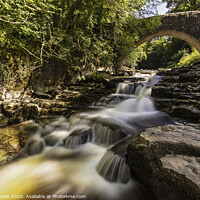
[0,75,173,200]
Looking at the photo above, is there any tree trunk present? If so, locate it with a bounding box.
[114,58,125,73]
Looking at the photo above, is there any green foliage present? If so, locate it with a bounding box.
[0,63,10,84]
[0,0,58,86]
[87,71,108,81]
[167,48,189,68]
[162,0,200,12]
[0,0,162,86]
[124,43,147,67]
[131,37,194,69]
[176,48,200,67]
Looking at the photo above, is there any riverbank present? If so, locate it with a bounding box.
[0,70,153,127]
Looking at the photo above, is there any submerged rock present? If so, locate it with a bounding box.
[127,124,200,200]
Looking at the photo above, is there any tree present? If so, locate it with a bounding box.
[162,0,200,12]
[0,0,58,86]
[0,0,162,86]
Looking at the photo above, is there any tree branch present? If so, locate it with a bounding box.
[0,16,29,24]
[19,44,41,61]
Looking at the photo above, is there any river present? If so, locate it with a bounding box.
[0,73,173,200]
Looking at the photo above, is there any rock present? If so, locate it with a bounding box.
[0,86,6,100]
[0,120,39,165]
[152,64,200,122]
[127,124,200,200]
[162,76,179,82]
[179,73,197,82]
[172,105,200,120]
[32,91,52,99]
[0,113,9,126]
[0,101,41,124]
[161,155,200,188]
[5,90,22,99]
[22,103,40,120]
[0,80,114,126]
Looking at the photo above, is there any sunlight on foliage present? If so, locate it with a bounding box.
[176,48,200,67]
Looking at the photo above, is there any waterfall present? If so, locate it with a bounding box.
[96,151,130,183]
[64,125,92,148]
[115,82,135,94]
[93,75,160,108]
[0,75,173,200]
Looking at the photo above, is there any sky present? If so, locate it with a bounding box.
[141,1,169,17]
[157,2,168,14]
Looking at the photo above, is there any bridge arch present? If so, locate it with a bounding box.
[136,30,200,53]
[136,11,200,53]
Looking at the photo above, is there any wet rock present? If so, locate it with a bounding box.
[179,73,197,82]
[0,120,39,165]
[172,105,200,120]
[0,102,40,124]
[0,81,113,127]
[25,135,45,155]
[153,64,200,121]
[127,124,200,200]
[64,126,92,148]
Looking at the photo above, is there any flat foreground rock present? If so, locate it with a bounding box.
[127,124,200,200]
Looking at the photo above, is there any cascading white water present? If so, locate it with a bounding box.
[0,75,173,200]
[93,93,136,108]
[0,144,143,200]
[115,82,135,94]
[93,75,160,108]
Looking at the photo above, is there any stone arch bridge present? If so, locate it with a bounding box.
[136,11,200,52]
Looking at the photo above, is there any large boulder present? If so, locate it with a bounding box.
[127,124,200,200]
